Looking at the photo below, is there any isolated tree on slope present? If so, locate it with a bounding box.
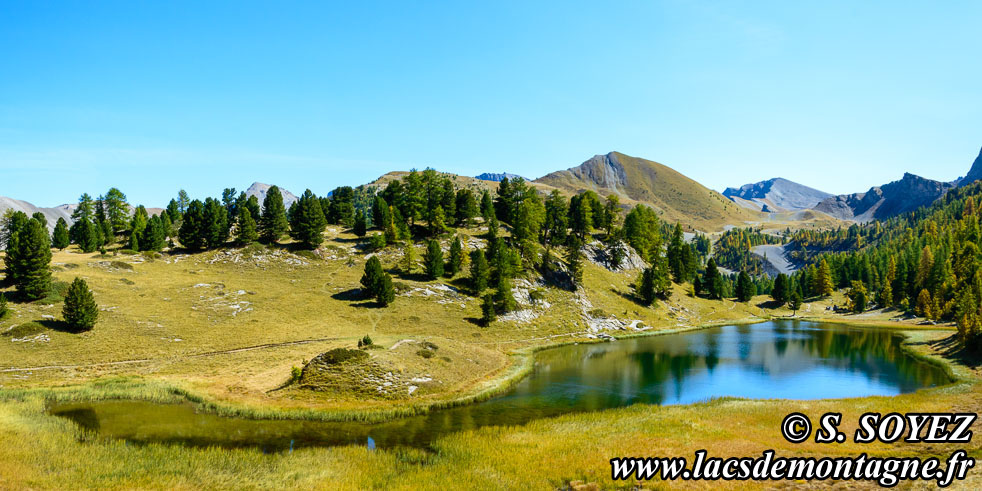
[63,277,98,331]
[259,186,289,243]
[772,273,789,304]
[52,218,70,250]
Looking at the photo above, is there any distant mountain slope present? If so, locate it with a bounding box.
[723,178,831,212]
[0,197,74,231]
[534,152,755,231]
[959,146,982,187]
[244,182,298,208]
[475,172,525,182]
[813,172,953,222]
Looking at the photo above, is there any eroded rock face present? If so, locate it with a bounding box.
[723,178,832,212]
[813,172,954,222]
[960,146,982,187]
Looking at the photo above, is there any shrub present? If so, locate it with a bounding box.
[313,348,369,365]
[416,349,434,359]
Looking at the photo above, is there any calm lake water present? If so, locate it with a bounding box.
[50,320,951,450]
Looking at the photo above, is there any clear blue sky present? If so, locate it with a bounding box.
[2,0,980,207]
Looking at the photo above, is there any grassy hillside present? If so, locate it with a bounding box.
[534,152,761,231]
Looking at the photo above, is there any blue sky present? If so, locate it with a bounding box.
[1,0,980,207]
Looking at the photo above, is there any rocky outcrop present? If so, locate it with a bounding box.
[244,182,298,208]
[959,146,982,187]
[723,178,831,212]
[813,173,953,222]
[475,172,525,182]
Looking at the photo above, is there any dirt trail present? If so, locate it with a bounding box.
[0,337,342,373]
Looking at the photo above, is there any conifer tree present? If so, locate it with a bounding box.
[480,190,495,222]
[736,271,756,302]
[166,199,182,222]
[816,258,834,297]
[847,281,868,312]
[402,241,417,274]
[259,186,288,243]
[429,206,447,236]
[424,240,444,279]
[703,258,723,299]
[447,235,464,276]
[481,293,496,325]
[12,219,52,300]
[353,210,367,237]
[52,218,70,250]
[63,277,98,331]
[360,256,385,298]
[203,198,229,249]
[636,267,658,306]
[469,248,490,294]
[0,292,7,319]
[566,237,584,287]
[788,291,802,315]
[772,273,789,304]
[103,187,129,233]
[494,274,516,313]
[178,200,207,251]
[916,289,933,318]
[455,189,478,227]
[376,272,395,306]
[666,223,687,282]
[177,189,190,214]
[236,206,258,245]
[289,190,328,248]
[31,212,48,230]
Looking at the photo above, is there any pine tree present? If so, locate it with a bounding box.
[772,273,789,304]
[376,272,395,306]
[566,237,584,287]
[236,206,258,245]
[63,277,98,331]
[12,219,52,300]
[494,274,516,313]
[736,271,756,302]
[429,205,447,236]
[447,235,464,276]
[0,292,7,319]
[52,218,70,250]
[289,190,328,248]
[361,256,385,298]
[788,291,802,315]
[178,200,207,251]
[203,198,229,249]
[469,249,489,294]
[636,267,658,306]
[177,189,190,214]
[353,210,367,237]
[424,240,444,279]
[259,186,288,243]
[480,190,495,222]
[703,258,723,299]
[455,189,478,227]
[481,293,496,325]
[666,223,686,282]
[139,216,166,252]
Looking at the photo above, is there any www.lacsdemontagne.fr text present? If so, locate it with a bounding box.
[610,449,974,487]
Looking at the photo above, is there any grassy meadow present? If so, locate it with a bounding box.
[0,225,977,488]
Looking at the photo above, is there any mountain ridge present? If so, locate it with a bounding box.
[723,178,831,212]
